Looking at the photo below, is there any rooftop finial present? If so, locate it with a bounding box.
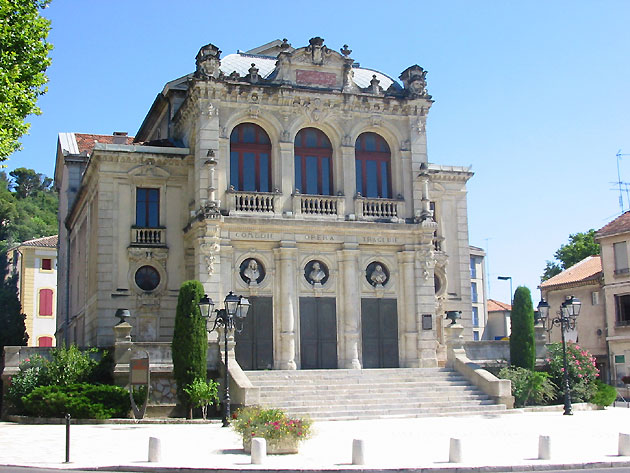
[340,44,352,57]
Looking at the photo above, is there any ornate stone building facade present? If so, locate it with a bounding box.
[55,38,475,370]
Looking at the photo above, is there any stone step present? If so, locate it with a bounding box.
[277,404,507,420]
[257,398,497,409]
[242,367,507,420]
[257,392,491,404]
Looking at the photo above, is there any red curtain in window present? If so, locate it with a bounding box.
[39,289,53,316]
[38,336,53,347]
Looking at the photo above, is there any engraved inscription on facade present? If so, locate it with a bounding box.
[296,70,336,87]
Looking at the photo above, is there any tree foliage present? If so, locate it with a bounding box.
[541,229,600,281]
[0,0,53,159]
[509,286,536,370]
[0,252,28,350]
[0,170,57,253]
[171,280,207,417]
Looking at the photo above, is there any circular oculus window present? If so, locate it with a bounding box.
[135,265,161,291]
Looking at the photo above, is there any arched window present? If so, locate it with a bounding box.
[355,133,391,198]
[294,128,333,195]
[230,123,272,192]
[38,336,53,347]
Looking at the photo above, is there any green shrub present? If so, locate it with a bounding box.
[232,406,312,443]
[41,345,98,386]
[22,383,130,419]
[184,378,219,420]
[498,366,557,407]
[6,355,48,412]
[546,342,598,402]
[509,286,536,370]
[172,280,207,417]
[590,381,617,407]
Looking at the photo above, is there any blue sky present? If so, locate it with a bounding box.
[7,1,630,303]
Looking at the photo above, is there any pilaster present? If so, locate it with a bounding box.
[398,249,419,367]
[338,243,361,369]
[273,242,298,369]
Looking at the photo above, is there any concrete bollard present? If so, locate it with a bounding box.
[538,435,551,460]
[449,438,462,463]
[148,437,162,462]
[619,433,630,456]
[352,439,366,465]
[251,438,267,465]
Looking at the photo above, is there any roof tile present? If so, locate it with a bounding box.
[539,255,602,289]
[74,133,134,156]
[488,299,511,312]
[18,235,58,248]
[596,211,630,238]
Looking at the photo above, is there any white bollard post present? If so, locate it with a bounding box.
[619,433,630,456]
[352,439,366,465]
[251,438,267,465]
[538,435,551,460]
[148,437,162,462]
[449,438,462,463]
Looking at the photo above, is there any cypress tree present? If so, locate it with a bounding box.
[509,286,536,370]
[171,280,207,418]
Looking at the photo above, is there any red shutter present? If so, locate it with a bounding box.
[38,336,53,347]
[39,289,53,316]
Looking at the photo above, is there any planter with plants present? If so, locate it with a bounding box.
[232,406,313,454]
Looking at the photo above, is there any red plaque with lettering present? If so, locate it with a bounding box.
[296,70,337,87]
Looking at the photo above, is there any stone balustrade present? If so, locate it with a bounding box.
[131,227,166,246]
[355,196,404,221]
[227,190,279,214]
[293,194,345,218]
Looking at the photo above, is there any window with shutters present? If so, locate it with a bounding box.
[38,288,54,316]
[614,242,629,275]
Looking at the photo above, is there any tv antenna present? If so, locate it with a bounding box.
[615,150,630,213]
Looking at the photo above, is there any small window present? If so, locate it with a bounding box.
[41,258,52,270]
[136,188,159,228]
[472,306,479,327]
[592,291,600,305]
[135,265,160,291]
[471,282,478,303]
[38,336,53,347]
[38,289,53,316]
[470,257,477,279]
[615,294,630,326]
[614,242,629,275]
[615,354,626,364]
[473,331,480,341]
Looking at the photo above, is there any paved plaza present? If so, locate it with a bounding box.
[3,408,630,471]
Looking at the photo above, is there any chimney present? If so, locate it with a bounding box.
[112,131,128,145]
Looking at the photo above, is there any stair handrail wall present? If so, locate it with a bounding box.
[445,321,515,409]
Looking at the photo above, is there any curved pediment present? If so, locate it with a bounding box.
[128,161,171,179]
[270,37,355,91]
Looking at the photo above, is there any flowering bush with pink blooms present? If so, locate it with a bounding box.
[232,406,312,443]
[546,342,599,402]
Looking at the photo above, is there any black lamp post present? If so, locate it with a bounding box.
[536,295,581,416]
[497,275,513,305]
[198,291,250,426]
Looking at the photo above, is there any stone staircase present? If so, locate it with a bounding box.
[243,368,508,420]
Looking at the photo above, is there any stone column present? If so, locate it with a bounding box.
[399,249,419,367]
[113,321,133,386]
[338,244,361,369]
[340,144,356,216]
[274,243,297,370]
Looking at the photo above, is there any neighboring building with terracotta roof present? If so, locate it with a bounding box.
[539,255,607,380]
[596,212,630,385]
[486,299,512,341]
[7,235,58,347]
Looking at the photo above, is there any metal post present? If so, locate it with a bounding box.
[64,413,71,463]
[560,318,572,415]
[223,315,231,427]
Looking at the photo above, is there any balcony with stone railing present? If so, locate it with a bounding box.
[131,227,166,247]
[355,196,405,222]
[227,189,281,216]
[293,193,345,219]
